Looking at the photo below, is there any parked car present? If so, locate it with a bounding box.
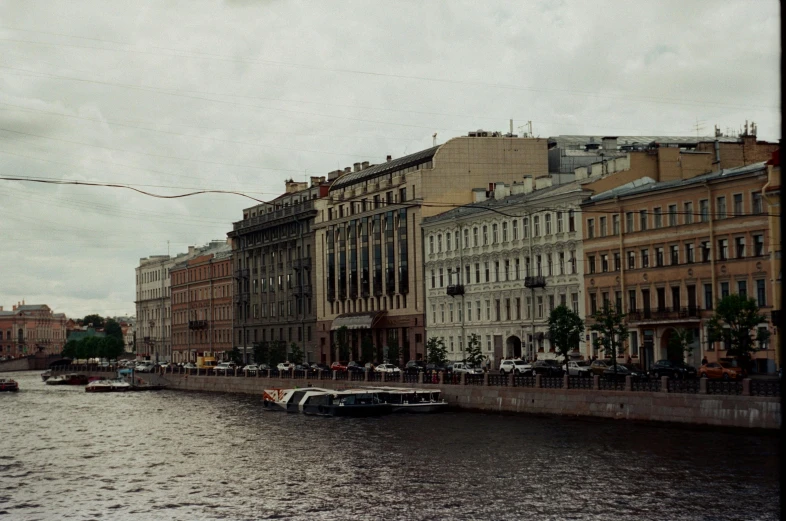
[294,364,311,371]
[564,360,592,377]
[648,360,698,380]
[347,361,364,373]
[603,364,644,381]
[183,363,196,369]
[311,363,330,372]
[405,360,427,374]
[531,360,564,377]
[215,362,236,373]
[330,361,347,371]
[699,362,745,380]
[242,364,259,374]
[589,359,612,376]
[375,363,401,374]
[426,363,449,373]
[135,363,155,373]
[449,362,483,375]
[499,359,534,376]
[277,362,294,371]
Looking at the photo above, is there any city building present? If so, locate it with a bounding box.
[170,243,233,363]
[581,159,778,372]
[135,240,228,362]
[314,133,549,364]
[0,302,68,357]
[422,177,589,366]
[227,178,330,364]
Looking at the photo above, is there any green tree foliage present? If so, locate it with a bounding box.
[289,342,304,365]
[548,305,584,374]
[104,319,123,341]
[82,314,105,328]
[464,333,484,368]
[666,328,694,361]
[386,344,400,365]
[61,339,78,359]
[253,342,269,366]
[589,303,629,376]
[61,336,123,361]
[707,294,769,359]
[335,326,350,362]
[426,337,448,366]
[269,341,287,367]
[229,347,243,365]
[360,335,375,364]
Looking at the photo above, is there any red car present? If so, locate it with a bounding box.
[330,361,347,371]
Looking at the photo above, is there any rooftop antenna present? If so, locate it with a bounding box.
[693,118,705,139]
[167,240,170,256]
[433,133,437,147]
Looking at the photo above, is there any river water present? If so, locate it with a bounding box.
[0,371,779,520]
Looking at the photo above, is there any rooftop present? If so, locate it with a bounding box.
[330,146,439,191]
[549,135,742,148]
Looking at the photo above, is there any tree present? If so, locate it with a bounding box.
[229,346,243,365]
[104,319,123,341]
[464,333,484,369]
[82,314,105,329]
[335,326,350,362]
[386,344,400,365]
[253,342,269,366]
[61,339,78,359]
[548,305,584,375]
[426,337,448,366]
[269,341,287,367]
[360,335,375,364]
[589,303,629,377]
[707,294,769,367]
[666,328,694,362]
[289,342,304,365]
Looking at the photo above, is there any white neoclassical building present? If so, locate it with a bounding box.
[423,177,591,367]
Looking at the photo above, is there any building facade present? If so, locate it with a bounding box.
[423,178,590,366]
[0,303,68,357]
[170,244,233,363]
[314,133,549,364]
[581,160,777,372]
[228,178,330,364]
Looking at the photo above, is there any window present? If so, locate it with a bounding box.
[494,261,500,282]
[752,192,763,215]
[685,243,694,263]
[733,194,743,216]
[557,212,563,233]
[735,237,745,258]
[570,250,576,274]
[467,302,472,321]
[670,245,679,265]
[625,212,634,233]
[754,234,764,256]
[601,254,609,272]
[516,298,521,320]
[485,300,491,320]
[737,280,747,298]
[429,235,434,254]
[628,289,637,312]
[599,216,607,237]
[484,262,490,282]
[588,255,596,274]
[502,221,508,242]
[534,216,540,236]
[641,249,649,268]
[399,187,407,203]
[568,210,576,232]
[537,296,543,318]
[590,293,597,314]
[614,252,620,271]
[571,293,579,313]
[559,252,565,274]
[654,207,662,228]
[505,298,510,320]
[720,282,730,298]
[514,258,520,280]
[492,223,498,243]
[704,283,713,310]
[440,304,445,322]
[482,225,488,245]
[465,265,470,285]
[536,255,542,276]
[668,205,677,226]
[463,228,469,247]
[612,214,620,235]
[587,218,595,238]
[718,239,728,261]
[512,220,518,240]
[439,268,444,287]
[627,251,636,269]
[684,202,693,224]
[545,214,552,235]
[756,279,766,306]
[716,196,727,219]
[430,270,435,288]
[701,241,711,262]
[639,210,647,231]
[700,199,709,222]
[655,247,664,267]
[473,227,479,246]
[475,263,480,283]
[446,232,451,251]
[437,234,442,252]
[523,217,529,238]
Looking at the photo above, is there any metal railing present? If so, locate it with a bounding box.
[750,380,780,397]
[568,376,593,390]
[631,379,661,392]
[488,374,508,386]
[668,379,699,394]
[707,380,742,395]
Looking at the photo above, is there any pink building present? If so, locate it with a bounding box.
[0,302,68,358]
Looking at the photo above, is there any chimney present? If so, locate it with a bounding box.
[510,182,526,195]
[472,188,487,203]
[344,167,352,174]
[522,175,534,194]
[535,176,553,190]
[602,136,618,152]
[0,306,3,311]
[386,155,392,162]
[12,305,16,312]
[493,182,510,200]
[361,161,369,170]
[353,162,361,172]
[310,176,322,187]
[328,170,340,181]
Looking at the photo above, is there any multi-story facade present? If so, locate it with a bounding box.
[170,243,233,363]
[314,133,549,364]
[135,240,228,362]
[423,178,589,366]
[228,178,330,364]
[581,159,777,372]
[0,303,68,357]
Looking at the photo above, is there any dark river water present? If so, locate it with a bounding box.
[0,371,779,520]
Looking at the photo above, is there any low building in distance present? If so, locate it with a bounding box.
[0,302,68,357]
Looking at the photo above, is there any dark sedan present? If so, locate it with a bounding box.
[531,360,564,377]
[347,361,365,373]
[426,363,449,373]
[648,360,698,380]
[603,364,645,381]
[405,360,427,374]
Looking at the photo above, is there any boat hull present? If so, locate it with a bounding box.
[0,382,19,392]
[325,403,392,417]
[390,402,448,414]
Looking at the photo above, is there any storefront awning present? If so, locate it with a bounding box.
[331,311,385,330]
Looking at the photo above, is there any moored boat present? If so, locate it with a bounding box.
[40,370,51,382]
[0,378,19,392]
[262,387,333,412]
[85,378,131,393]
[373,387,448,413]
[46,374,89,386]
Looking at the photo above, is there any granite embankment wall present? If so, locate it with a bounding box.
[106,371,782,430]
[0,357,34,372]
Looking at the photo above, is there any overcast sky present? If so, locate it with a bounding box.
[0,0,780,319]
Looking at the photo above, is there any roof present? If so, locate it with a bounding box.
[15,304,49,312]
[330,146,439,191]
[549,135,742,147]
[586,161,769,204]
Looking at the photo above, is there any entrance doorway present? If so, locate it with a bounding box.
[506,335,522,359]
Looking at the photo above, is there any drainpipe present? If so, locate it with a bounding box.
[528,210,536,361]
[457,218,466,362]
[706,182,716,361]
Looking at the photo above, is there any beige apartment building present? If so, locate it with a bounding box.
[581,159,777,372]
[314,132,549,364]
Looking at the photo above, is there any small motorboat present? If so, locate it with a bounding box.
[0,378,19,392]
[85,378,131,393]
[372,387,448,413]
[46,374,89,386]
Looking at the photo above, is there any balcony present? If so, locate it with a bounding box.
[628,307,701,322]
[188,320,208,330]
[524,276,546,288]
[447,284,465,296]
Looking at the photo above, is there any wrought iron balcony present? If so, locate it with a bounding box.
[447,284,465,296]
[628,307,701,322]
[524,276,546,288]
[188,320,208,330]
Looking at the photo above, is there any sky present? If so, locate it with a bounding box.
[0,0,780,319]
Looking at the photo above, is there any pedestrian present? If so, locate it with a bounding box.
[701,356,708,366]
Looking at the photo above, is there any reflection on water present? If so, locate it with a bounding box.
[0,371,779,520]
